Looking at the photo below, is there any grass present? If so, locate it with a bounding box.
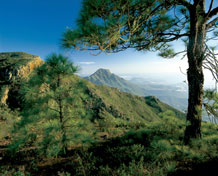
[0,110,217,176]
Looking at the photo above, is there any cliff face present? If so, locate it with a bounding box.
[0,52,43,108]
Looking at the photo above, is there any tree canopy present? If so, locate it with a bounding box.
[62,0,217,57]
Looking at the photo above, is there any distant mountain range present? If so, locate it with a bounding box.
[85,68,188,111]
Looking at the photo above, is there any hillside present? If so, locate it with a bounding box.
[85,68,188,111]
[83,79,185,125]
[0,52,43,108]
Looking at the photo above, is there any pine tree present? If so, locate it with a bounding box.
[62,0,218,143]
[10,53,89,156]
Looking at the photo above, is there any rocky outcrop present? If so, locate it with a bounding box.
[0,52,43,108]
[0,58,42,83]
[0,86,9,106]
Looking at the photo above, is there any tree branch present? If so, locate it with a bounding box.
[48,107,60,113]
[158,32,189,37]
[208,6,218,19]
[207,0,214,16]
[206,17,218,29]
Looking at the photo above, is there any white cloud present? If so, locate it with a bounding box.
[78,62,95,65]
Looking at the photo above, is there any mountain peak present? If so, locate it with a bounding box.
[85,68,127,88]
[94,68,111,75]
[85,68,148,97]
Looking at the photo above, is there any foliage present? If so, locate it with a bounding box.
[63,113,218,176]
[0,166,30,176]
[62,0,179,53]
[0,105,20,141]
[62,0,217,58]
[1,52,185,157]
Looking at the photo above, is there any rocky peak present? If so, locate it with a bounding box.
[94,68,111,76]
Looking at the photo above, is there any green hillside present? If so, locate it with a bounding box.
[0,53,184,124]
[84,79,179,124]
[74,74,186,128]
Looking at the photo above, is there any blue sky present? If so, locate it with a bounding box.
[0,0,217,86]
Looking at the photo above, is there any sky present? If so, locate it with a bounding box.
[0,0,217,86]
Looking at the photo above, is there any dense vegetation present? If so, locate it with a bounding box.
[0,0,218,174]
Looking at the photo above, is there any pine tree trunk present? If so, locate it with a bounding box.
[184,2,206,144]
[184,62,204,144]
[57,74,68,154]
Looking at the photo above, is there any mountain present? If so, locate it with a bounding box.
[0,52,43,108]
[85,68,148,96]
[85,68,188,111]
